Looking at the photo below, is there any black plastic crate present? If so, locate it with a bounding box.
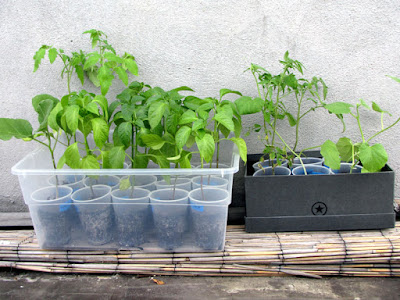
[245,152,396,232]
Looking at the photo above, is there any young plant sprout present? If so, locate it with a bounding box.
[321,99,400,173]
[239,51,331,174]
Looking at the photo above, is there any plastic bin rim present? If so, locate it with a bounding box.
[11,147,240,176]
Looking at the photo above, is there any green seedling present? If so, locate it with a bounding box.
[33,29,138,95]
[0,94,62,196]
[240,51,329,172]
[322,99,400,173]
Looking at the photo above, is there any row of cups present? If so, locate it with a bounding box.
[253,158,363,176]
[31,184,229,249]
[46,174,230,194]
[31,184,230,207]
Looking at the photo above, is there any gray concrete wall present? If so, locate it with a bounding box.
[0,0,399,211]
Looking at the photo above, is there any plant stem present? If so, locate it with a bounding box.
[270,88,280,149]
[252,70,262,99]
[130,176,135,198]
[355,107,365,142]
[274,129,307,174]
[89,183,95,199]
[293,93,302,152]
[172,175,178,200]
[367,117,400,143]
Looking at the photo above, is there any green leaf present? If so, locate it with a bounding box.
[372,101,390,115]
[183,96,208,110]
[114,66,129,86]
[166,114,179,135]
[65,105,80,133]
[148,102,167,129]
[286,112,296,126]
[320,140,341,169]
[220,88,242,99]
[118,122,132,148]
[170,86,194,93]
[98,66,114,95]
[85,102,100,115]
[175,126,192,149]
[101,150,111,168]
[233,118,242,137]
[133,154,149,168]
[230,137,247,163]
[196,133,215,162]
[219,124,230,138]
[109,146,126,169]
[0,118,33,140]
[104,52,123,63]
[92,95,109,120]
[186,135,195,148]
[56,154,66,169]
[48,102,63,131]
[141,134,166,150]
[33,46,47,72]
[214,105,234,131]
[386,75,400,83]
[283,74,298,89]
[325,102,353,114]
[197,102,214,112]
[119,178,130,190]
[124,58,138,76]
[32,94,59,112]
[48,48,57,64]
[336,137,353,162]
[87,68,100,87]
[91,118,109,149]
[360,99,370,110]
[75,65,85,85]
[36,99,56,131]
[83,53,101,70]
[192,119,205,132]
[359,143,388,172]
[234,96,263,115]
[167,154,181,161]
[179,109,198,125]
[81,155,100,169]
[64,143,81,169]
[198,110,209,121]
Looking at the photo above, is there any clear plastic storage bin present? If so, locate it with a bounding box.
[12,141,239,252]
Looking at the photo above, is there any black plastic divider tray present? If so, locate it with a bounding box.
[245,152,396,232]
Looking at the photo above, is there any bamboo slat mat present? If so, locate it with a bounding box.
[0,223,399,278]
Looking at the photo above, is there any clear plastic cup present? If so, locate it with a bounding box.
[121,175,157,191]
[331,163,363,174]
[84,175,120,190]
[48,174,85,192]
[253,166,291,176]
[191,176,228,190]
[112,188,150,247]
[252,159,289,171]
[155,177,192,192]
[292,157,324,168]
[30,186,73,247]
[292,165,332,175]
[188,187,229,250]
[71,185,113,245]
[149,188,189,250]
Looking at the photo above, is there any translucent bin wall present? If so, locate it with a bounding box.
[12,140,239,252]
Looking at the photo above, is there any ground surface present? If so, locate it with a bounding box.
[0,270,399,299]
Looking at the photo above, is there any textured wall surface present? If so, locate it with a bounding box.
[0,0,399,211]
